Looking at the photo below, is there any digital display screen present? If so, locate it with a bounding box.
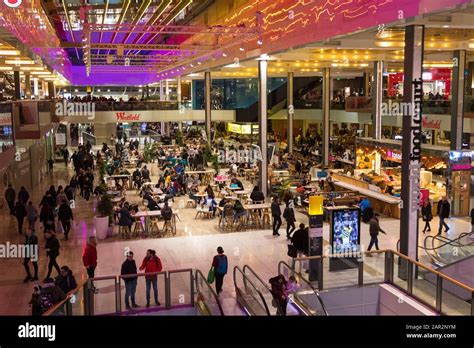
[331,209,360,255]
[449,151,472,171]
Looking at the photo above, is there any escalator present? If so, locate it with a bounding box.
[233,264,327,316]
[422,231,474,267]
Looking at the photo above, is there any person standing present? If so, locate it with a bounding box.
[139,249,162,307]
[5,184,15,215]
[121,251,139,309]
[437,196,451,235]
[55,266,77,294]
[18,186,30,205]
[269,274,288,316]
[211,246,228,295]
[421,200,432,233]
[283,200,296,239]
[291,223,309,272]
[366,213,387,255]
[14,200,27,234]
[39,203,55,232]
[271,197,282,236]
[44,230,61,280]
[26,201,38,232]
[327,172,336,192]
[83,236,98,293]
[58,200,74,240]
[23,228,38,282]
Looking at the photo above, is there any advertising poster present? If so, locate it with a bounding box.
[329,207,361,271]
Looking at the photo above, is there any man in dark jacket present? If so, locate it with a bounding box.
[5,184,15,215]
[437,196,450,234]
[271,198,282,236]
[14,200,27,234]
[18,186,30,205]
[55,266,77,294]
[366,214,386,254]
[291,223,309,273]
[58,200,74,240]
[23,228,38,282]
[44,230,61,280]
[121,251,139,309]
[37,278,66,314]
[118,203,133,231]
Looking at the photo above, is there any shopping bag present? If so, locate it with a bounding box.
[207,267,215,284]
[287,244,298,258]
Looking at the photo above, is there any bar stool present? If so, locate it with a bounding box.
[149,218,161,238]
[249,210,261,229]
[119,225,130,240]
[262,208,271,227]
[162,220,173,236]
[132,219,144,238]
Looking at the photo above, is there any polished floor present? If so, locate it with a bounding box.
[0,159,472,315]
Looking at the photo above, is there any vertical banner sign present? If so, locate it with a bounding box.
[308,196,323,282]
[400,25,424,268]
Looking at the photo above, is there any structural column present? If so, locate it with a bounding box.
[159,81,165,101]
[33,78,39,98]
[165,80,170,101]
[24,73,31,98]
[400,25,424,263]
[363,69,370,96]
[287,71,294,154]
[13,70,21,100]
[372,61,384,139]
[177,77,182,133]
[322,68,330,167]
[450,50,466,150]
[204,71,212,145]
[258,59,268,197]
[47,81,55,99]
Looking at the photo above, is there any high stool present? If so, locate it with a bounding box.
[187,199,196,208]
[149,218,161,238]
[162,220,173,236]
[262,209,271,227]
[249,210,261,228]
[119,225,130,240]
[132,220,144,238]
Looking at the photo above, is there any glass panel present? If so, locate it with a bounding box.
[440,279,472,315]
[195,272,223,316]
[234,267,269,315]
[168,270,192,307]
[362,253,385,285]
[392,257,409,291]
[411,267,437,309]
[90,277,117,315]
[129,273,166,310]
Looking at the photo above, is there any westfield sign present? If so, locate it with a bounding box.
[116,112,140,121]
[422,116,441,129]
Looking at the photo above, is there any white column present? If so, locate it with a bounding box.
[165,80,170,101]
[258,59,268,197]
[33,78,39,97]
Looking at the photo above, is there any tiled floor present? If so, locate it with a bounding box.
[0,158,472,315]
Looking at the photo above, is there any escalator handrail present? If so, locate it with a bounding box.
[233,266,271,316]
[278,260,329,316]
[421,232,474,265]
[195,269,224,316]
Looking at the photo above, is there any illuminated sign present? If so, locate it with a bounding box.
[116,112,140,121]
[422,116,441,129]
[387,150,402,162]
[4,0,22,8]
[227,123,256,134]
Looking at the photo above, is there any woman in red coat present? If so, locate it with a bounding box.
[139,249,163,307]
[82,236,98,292]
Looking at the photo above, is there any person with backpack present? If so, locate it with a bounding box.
[37,278,66,315]
[44,230,61,280]
[26,201,38,232]
[121,251,139,309]
[14,200,27,234]
[23,228,38,282]
[58,199,74,240]
[271,197,282,236]
[139,249,163,307]
[55,266,77,294]
[283,200,296,239]
[5,184,15,215]
[211,246,228,295]
[83,236,98,293]
[269,274,288,316]
[160,202,173,223]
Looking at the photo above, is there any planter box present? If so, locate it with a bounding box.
[94,216,109,240]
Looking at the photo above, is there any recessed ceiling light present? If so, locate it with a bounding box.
[442,25,449,28]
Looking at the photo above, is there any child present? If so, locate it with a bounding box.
[286,275,299,294]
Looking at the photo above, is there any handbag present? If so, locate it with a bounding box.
[207,267,215,284]
[287,244,298,258]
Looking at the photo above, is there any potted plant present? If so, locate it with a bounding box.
[175,130,184,146]
[203,144,213,168]
[94,194,114,240]
[211,154,220,175]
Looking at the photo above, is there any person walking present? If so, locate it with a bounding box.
[57,200,74,240]
[366,213,387,255]
[211,246,228,295]
[18,186,30,205]
[26,201,38,232]
[437,196,451,235]
[23,228,38,282]
[39,203,55,232]
[291,223,309,272]
[139,249,163,307]
[82,236,98,293]
[283,200,296,239]
[421,200,432,233]
[121,251,139,309]
[55,266,77,294]
[44,230,61,280]
[269,274,288,316]
[14,200,27,234]
[5,184,15,215]
[271,197,282,236]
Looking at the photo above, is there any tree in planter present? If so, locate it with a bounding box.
[211,154,220,174]
[99,160,107,181]
[96,194,114,226]
[203,144,213,164]
[175,130,184,146]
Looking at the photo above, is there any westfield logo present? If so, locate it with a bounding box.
[116,112,140,121]
[422,117,441,129]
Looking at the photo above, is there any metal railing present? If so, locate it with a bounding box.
[195,269,224,316]
[278,261,328,316]
[290,249,474,315]
[42,279,88,316]
[423,231,474,266]
[233,265,271,316]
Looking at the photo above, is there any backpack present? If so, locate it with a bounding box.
[162,207,172,220]
[38,291,54,313]
[216,255,228,275]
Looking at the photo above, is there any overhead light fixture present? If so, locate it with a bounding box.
[107,89,111,92]
[0,50,20,56]
[74,89,79,92]
[442,25,450,28]
[257,37,263,45]
[97,89,101,92]
[197,61,202,65]
[240,46,245,51]
[222,52,227,57]
[139,89,143,92]
[5,60,35,65]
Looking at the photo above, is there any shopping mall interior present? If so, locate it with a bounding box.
[0,0,473,321]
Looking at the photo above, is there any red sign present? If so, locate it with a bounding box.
[115,112,140,121]
[422,116,441,129]
[4,0,22,8]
